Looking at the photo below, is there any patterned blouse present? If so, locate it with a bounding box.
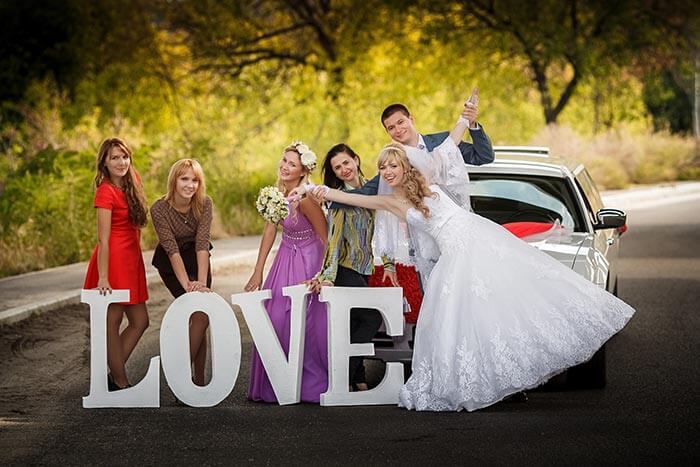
[317,179,394,283]
[150,196,213,256]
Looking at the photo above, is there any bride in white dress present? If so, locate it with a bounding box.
[300,122,635,412]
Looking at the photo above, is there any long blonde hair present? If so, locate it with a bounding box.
[164,159,207,220]
[276,145,310,196]
[378,143,434,217]
[94,137,148,227]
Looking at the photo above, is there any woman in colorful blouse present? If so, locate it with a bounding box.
[309,143,397,391]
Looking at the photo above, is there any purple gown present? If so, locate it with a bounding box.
[248,210,329,403]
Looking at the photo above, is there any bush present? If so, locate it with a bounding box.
[632,134,697,184]
[0,148,96,275]
[530,125,699,189]
[210,169,276,236]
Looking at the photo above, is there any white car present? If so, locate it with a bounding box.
[372,146,628,388]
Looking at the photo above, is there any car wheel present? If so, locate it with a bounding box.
[567,344,606,389]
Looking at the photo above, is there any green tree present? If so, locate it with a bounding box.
[161,0,391,99]
[419,0,697,125]
[0,0,165,124]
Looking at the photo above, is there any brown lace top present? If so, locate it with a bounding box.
[150,196,213,257]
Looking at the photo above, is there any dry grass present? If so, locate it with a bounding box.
[530,125,699,189]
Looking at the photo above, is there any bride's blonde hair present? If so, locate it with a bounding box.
[378,143,434,217]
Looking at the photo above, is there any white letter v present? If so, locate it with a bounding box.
[232,284,309,405]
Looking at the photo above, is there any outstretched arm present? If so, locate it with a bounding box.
[319,187,406,221]
[328,174,380,210]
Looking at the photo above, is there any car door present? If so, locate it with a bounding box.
[574,168,618,292]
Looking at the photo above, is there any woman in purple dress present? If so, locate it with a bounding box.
[245,141,329,403]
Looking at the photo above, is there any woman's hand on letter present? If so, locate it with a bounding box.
[383,269,400,287]
[303,277,333,294]
[96,278,112,295]
[187,280,211,293]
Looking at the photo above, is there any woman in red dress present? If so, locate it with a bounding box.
[84,137,149,391]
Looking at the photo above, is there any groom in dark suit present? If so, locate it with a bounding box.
[350,98,494,195]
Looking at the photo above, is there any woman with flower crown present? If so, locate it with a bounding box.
[245,142,329,403]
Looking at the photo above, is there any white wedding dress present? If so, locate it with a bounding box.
[395,141,635,412]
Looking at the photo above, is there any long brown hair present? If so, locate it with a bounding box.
[164,159,207,220]
[94,137,148,227]
[378,143,434,217]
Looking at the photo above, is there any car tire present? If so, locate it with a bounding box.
[567,344,606,389]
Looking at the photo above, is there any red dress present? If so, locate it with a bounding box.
[83,183,149,304]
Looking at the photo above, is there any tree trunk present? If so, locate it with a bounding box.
[593,84,601,133]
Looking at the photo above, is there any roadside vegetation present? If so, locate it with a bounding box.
[1,1,697,277]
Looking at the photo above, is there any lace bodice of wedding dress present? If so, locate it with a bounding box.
[405,186,471,253]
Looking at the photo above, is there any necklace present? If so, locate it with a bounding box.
[170,203,192,225]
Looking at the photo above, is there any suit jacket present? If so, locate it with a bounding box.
[335,126,494,200]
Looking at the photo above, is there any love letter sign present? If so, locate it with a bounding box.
[81,286,405,408]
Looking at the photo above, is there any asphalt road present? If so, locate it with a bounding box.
[1,198,698,465]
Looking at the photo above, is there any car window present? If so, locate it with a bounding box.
[574,169,605,225]
[469,174,586,232]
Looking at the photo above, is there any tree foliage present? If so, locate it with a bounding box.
[0,0,160,119]
[0,0,698,276]
[162,0,390,98]
[418,0,698,124]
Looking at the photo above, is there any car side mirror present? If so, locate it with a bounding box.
[594,208,627,230]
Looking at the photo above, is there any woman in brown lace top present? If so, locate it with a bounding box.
[150,159,213,386]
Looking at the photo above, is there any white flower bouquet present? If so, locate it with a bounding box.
[255,186,289,223]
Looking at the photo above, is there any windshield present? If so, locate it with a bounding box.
[469,174,586,232]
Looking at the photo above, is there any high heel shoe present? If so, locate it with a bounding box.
[107,375,119,392]
[108,374,130,391]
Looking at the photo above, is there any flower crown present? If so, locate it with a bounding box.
[288,141,317,171]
